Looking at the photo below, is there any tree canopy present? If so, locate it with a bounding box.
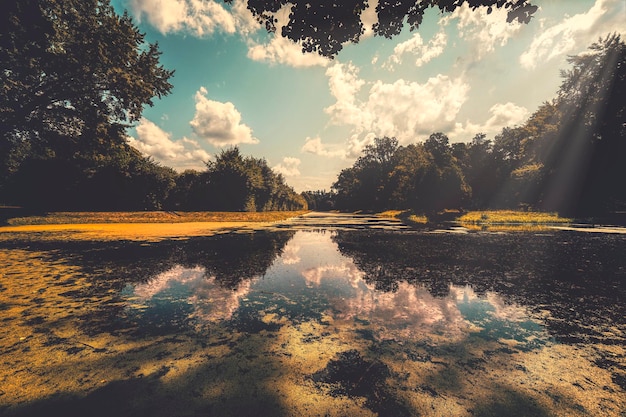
[1,0,174,186]
[237,0,537,57]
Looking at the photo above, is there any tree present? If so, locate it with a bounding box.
[204,147,306,212]
[1,0,173,195]
[332,137,399,211]
[387,143,430,209]
[301,190,336,211]
[417,133,470,212]
[237,0,537,58]
[549,33,626,216]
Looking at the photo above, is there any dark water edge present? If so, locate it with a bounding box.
[1,217,625,416]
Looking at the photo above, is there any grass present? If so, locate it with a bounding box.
[377,209,571,228]
[5,211,309,226]
[458,210,571,225]
[377,210,428,225]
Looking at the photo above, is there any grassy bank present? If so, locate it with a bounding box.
[4,211,309,226]
[377,210,429,225]
[458,210,572,225]
[378,209,572,228]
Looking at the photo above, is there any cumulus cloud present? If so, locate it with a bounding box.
[273,157,301,177]
[449,102,529,141]
[520,0,625,69]
[301,136,347,159]
[128,117,212,170]
[324,62,470,146]
[125,0,257,36]
[440,3,523,61]
[190,87,259,146]
[383,31,447,70]
[247,35,330,67]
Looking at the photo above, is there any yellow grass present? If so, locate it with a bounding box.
[458,210,571,225]
[377,210,428,225]
[376,210,404,218]
[406,214,428,224]
[0,211,308,242]
[6,211,308,226]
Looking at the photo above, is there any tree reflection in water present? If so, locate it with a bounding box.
[332,230,626,345]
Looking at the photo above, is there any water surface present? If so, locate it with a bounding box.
[0,213,624,416]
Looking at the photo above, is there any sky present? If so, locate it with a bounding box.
[110,0,625,192]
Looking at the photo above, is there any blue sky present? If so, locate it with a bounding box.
[111,0,625,192]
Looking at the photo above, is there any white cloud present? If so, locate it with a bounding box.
[324,62,470,146]
[246,4,330,67]
[520,0,625,69]
[301,136,347,159]
[449,102,529,141]
[128,117,212,170]
[440,3,523,60]
[190,86,259,146]
[383,31,447,70]
[273,157,301,177]
[247,35,330,67]
[126,0,258,36]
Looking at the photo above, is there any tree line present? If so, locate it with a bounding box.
[1,0,305,212]
[314,34,625,218]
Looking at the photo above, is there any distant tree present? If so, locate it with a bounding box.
[80,154,176,211]
[332,167,361,210]
[451,134,507,209]
[204,147,306,212]
[387,143,431,209]
[165,170,209,210]
[301,190,336,211]
[332,137,399,211]
[0,0,173,203]
[237,0,537,58]
[333,134,469,213]
[417,133,470,212]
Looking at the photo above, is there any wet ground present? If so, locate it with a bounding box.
[0,212,624,416]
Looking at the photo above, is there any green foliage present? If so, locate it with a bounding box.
[301,190,336,211]
[332,137,399,210]
[332,134,469,213]
[546,33,626,215]
[166,147,307,212]
[1,0,174,210]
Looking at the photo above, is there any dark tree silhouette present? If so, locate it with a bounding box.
[332,137,399,210]
[543,33,626,216]
[332,135,469,213]
[181,147,307,212]
[235,0,537,58]
[0,0,173,198]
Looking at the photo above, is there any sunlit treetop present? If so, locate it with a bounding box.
[230,0,538,57]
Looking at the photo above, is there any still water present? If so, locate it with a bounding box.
[122,232,552,351]
[0,214,625,416]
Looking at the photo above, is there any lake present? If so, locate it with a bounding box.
[0,212,624,416]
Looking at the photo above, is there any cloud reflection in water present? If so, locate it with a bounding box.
[129,265,253,324]
[124,231,548,346]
